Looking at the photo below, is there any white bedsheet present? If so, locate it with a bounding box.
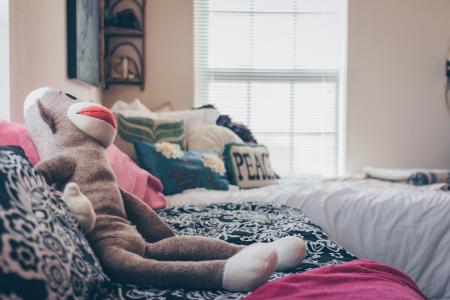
[167,177,450,299]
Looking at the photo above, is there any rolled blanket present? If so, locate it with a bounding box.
[244,259,426,300]
[363,166,450,186]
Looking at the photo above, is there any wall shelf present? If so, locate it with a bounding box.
[104,26,144,38]
[106,78,144,85]
[100,0,146,90]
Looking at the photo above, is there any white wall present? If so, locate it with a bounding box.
[346,0,450,174]
[0,0,9,120]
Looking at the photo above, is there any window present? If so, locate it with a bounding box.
[195,0,346,176]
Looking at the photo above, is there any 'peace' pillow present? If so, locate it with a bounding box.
[223,143,277,189]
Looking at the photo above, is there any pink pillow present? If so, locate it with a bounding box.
[107,145,167,210]
[0,120,40,165]
[0,120,166,210]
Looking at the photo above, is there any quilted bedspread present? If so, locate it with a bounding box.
[101,202,357,300]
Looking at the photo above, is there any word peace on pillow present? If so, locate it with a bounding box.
[224,143,277,189]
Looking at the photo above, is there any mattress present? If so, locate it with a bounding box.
[167,177,450,300]
[104,202,356,300]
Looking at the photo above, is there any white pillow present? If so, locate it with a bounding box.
[110,99,153,118]
[188,125,243,155]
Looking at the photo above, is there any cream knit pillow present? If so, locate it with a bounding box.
[188,125,243,155]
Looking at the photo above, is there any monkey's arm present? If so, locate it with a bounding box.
[36,155,76,186]
[121,188,175,242]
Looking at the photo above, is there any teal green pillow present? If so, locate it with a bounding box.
[134,141,229,195]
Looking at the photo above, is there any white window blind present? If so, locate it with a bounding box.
[195,0,346,176]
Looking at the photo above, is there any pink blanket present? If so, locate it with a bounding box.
[106,145,166,209]
[0,120,40,165]
[244,260,426,300]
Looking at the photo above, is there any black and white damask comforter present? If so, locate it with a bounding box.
[0,147,355,300]
[104,202,356,300]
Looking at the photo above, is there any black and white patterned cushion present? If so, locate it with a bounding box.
[0,146,108,299]
[102,202,357,300]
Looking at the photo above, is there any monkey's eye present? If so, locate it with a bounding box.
[65,92,77,100]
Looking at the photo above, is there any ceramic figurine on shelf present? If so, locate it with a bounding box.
[109,56,128,79]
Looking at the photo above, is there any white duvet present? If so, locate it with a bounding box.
[167,177,450,300]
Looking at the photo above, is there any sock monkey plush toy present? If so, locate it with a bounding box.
[24,87,306,291]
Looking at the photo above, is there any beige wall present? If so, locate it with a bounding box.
[346,0,450,173]
[102,0,194,111]
[10,0,102,123]
[0,0,9,120]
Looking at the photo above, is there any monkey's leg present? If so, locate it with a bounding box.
[99,244,277,291]
[99,246,227,289]
[143,236,278,291]
[121,188,175,242]
[144,235,244,261]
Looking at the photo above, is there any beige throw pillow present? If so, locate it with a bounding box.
[188,125,243,155]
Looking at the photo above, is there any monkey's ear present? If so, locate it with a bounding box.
[38,100,56,134]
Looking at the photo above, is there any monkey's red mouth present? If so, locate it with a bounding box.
[77,106,117,129]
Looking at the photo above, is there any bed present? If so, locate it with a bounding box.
[167,177,450,300]
[0,146,358,299]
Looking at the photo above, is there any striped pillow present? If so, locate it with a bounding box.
[114,114,185,161]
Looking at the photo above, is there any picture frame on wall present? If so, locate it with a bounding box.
[67,0,100,86]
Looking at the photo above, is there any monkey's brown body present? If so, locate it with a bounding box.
[25,88,242,289]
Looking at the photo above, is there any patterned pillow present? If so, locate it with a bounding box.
[134,141,229,195]
[0,146,108,299]
[115,114,185,161]
[224,143,277,189]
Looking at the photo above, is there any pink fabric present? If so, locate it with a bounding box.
[107,145,167,209]
[0,120,166,209]
[0,120,40,165]
[244,260,426,300]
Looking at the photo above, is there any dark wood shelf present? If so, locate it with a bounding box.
[106,78,144,85]
[104,26,143,38]
[101,0,146,90]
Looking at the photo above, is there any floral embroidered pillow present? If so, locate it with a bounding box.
[133,141,229,195]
